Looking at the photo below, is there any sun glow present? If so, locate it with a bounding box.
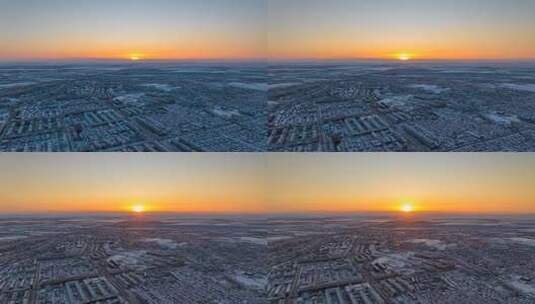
[132,204,145,213]
[400,203,414,213]
[396,53,412,61]
[129,53,143,61]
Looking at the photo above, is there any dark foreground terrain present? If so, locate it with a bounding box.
[2,213,535,303]
[0,62,266,152]
[0,214,268,303]
[268,61,535,151]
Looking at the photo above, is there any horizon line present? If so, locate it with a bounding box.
[2,57,535,64]
[267,57,535,63]
[1,210,534,217]
[0,57,268,64]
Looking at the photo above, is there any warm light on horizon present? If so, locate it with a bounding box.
[269,0,535,61]
[400,202,415,213]
[129,54,142,61]
[396,53,412,61]
[0,0,266,61]
[1,154,535,215]
[132,204,146,213]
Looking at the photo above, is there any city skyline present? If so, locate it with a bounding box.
[1,154,535,214]
[269,0,535,60]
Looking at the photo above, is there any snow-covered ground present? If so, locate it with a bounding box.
[212,107,241,118]
[238,237,268,246]
[507,276,535,297]
[233,271,267,290]
[142,83,179,92]
[509,237,535,247]
[0,236,27,242]
[114,93,144,104]
[406,239,450,251]
[267,236,293,242]
[218,236,268,246]
[142,238,178,249]
[229,82,269,91]
[229,82,299,91]
[108,250,148,270]
[482,112,520,126]
[502,83,535,93]
[378,95,414,110]
[409,84,449,94]
[373,252,415,274]
[0,82,35,89]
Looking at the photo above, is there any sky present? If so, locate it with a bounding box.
[0,0,266,61]
[265,154,535,214]
[0,154,534,215]
[0,154,267,214]
[269,0,535,60]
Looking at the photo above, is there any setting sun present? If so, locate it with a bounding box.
[397,53,412,61]
[132,204,145,213]
[400,203,414,213]
[129,54,142,61]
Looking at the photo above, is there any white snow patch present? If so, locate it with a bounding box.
[267,236,293,242]
[510,237,535,247]
[218,237,268,246]
[142,83,179,92]
[142,238,178,249]
[378,95,413,109]
[507,276,535,297]
[212,107,241,118]
[268,82,300,89]
[114,93,144,104]
[0,236,27,242]
[406,239,448,250]
[373,252,415,273]
[502,83,535,93]
[483,112,520,126]
[108,251,147,269]
[0,82,35,89]
[239,237,268,246]
[409,84,449,94]
[233,271,267,290]
[229,82,269,91]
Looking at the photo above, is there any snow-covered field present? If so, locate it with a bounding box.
[502,83,535,93]
[142,83,179,92]
[229,82,300,91]
[0,82,35,89]
[114,93,144,104]
[108,250,148,270]
[406,239,449,250]
[409,84,449,94]
[0,236,27,241]
[373,252,415,274]
[229,82,269,91]
[238,237,268,246]
[233,271,267,290]
[509,237,535,247]
[142,238,179,249]
[212,107,241,118]
[507,276,535,297]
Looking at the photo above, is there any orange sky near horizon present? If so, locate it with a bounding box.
[0,154,267,214]
[268,0,535,61]
[0,154,534,215]
[0,0,266,61]
[265,154,535,215]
